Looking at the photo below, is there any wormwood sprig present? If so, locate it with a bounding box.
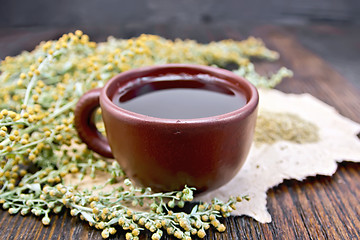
[0,30,286,238]
[44,179,249,239]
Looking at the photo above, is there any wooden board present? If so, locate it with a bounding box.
[0,25,359,240]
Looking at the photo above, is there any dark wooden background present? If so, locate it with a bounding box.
[0,24,360,239]
[1,0,360,28]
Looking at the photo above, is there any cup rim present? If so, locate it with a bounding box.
[101,64,259,124]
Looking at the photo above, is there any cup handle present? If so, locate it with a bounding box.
[74,88,114,158]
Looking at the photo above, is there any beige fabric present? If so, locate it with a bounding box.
[196,89,360,222]
[66,89,360,223]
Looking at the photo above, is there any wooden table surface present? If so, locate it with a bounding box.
[0,24,359,240]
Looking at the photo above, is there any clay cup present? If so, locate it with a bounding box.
[74,64,258,193]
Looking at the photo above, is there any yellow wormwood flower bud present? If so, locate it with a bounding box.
[129,224,137,231]
[8,183,15,190]
[90,201,97,208]
[4,171,10,178]
[211,219,220,228]
[35,87,41,94]
[20,73,26,79]
[204,223,210,230]
[60,188,66,194]
[197,229,206,238]
[14,156,21,163]
[90,82,98,88]
[101,230,109,239]
[54,176,61,182]
[114,48,121,54]
[92,207,99,214]
[1,109,8,116]
[37,80,45,88]
[49,190,56,197]
[27,107,33,114]
[81,34,89,41]
[107,65,113,71]
[174,231,183,239]
[61,34,69,41]
[214,204,221,211]
[9,111,17,119]
[11,165,19,171]
[109,228,116,235]
[20,169,27,176]
[42,41,51,50]
[71,35,79,43]
[55,125,64,131]
[126,209,132,216]
[138,217,145,225]
[132,229,140,236]
[75,30,83,36]
[99,222,106,229]
[201,215,208,221]
[217,224,226,232]
[28,154,36,161]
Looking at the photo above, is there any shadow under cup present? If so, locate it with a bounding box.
[74,64,259,193]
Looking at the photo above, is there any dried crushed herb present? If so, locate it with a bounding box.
[254,111,319,145]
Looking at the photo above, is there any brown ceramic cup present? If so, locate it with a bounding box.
[74,64,258,193]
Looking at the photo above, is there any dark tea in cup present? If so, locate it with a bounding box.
[112,74,247,119]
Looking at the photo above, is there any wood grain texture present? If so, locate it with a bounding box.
[1,0,360,28]
[0,25,359,240]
